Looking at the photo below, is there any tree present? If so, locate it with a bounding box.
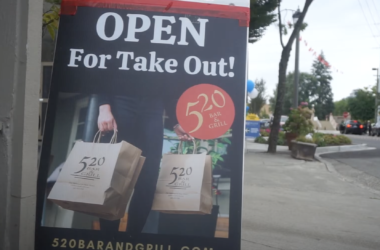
[347,87,376,122]
[43,0,61,40]
[260,110,270,118]
[269,72,318,115]
[268,0,313,153]
[311,52,334,120]
[249,0,278,43]
[248,79,267,114]
[333,98,348,116]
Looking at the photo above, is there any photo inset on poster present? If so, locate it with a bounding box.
[42,92,234,238]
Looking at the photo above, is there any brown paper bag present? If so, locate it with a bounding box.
[152,141,213,214]
[114,156,145,218]
[83,156,145,220]
[48,131,142,220]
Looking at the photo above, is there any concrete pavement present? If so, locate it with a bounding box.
[320,135,380,192]
[242,150,380,250]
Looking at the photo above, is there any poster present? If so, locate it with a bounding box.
[245,121,260,139]
[36,0,249,249]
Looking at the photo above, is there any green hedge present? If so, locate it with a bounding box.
[260,129,270,137]
[254,132,286,146]
[296,133,352,147]
[254,136,268,144]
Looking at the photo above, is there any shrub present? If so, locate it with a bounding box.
[336,135,352,145]
[277,131,286,145]
[296,136,315,144]
[260,129,270,137]
[254,136,268,144]
[312,133,327,147]
[323,134,352,146]
[283,106,314,136]
[254,132,287,145]
[295,133,352,147]
[296,133,352,147]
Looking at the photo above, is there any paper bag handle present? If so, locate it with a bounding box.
[93,130,118,144]
[110,131,118,144]
[178,140,197,155]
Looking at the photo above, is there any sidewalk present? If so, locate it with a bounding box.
[314,129,340,135]
[245,139,288,152]
[242,148,380,250]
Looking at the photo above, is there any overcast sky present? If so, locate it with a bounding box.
[248,0,380,102]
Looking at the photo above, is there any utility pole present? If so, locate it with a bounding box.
[293,8,301,108]
[293,32,300,108]
[373,68,379,123]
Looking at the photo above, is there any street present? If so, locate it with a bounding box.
[243,150,380,250]
[321,134,380,191]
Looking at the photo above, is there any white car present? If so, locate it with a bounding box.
[280,116,288,127]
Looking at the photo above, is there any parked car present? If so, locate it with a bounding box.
[277,116,288,131]
[362,122,368,134]
[371,122,380,136]
[339,120,365,135]
[280,116,288,126]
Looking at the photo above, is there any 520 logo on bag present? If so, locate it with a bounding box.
[176,84,235,140]
[167,166,193,189]
[71,156,106,180]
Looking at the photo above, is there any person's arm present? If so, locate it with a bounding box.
[98,95,111,107]
[163,98,193,141]
[97,95,117,132]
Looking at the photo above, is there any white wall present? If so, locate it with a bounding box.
[0,0,42,249]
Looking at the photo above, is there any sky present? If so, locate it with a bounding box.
[248,0,380,102]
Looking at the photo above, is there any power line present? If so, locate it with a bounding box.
[357,0,380,45]
[371,0,380,21]
[275,22,380,32]
[364,0,380,35]
[308,24,380,31]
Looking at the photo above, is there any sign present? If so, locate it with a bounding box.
[343,112,349,119]
[245,120,260,138]
[36,1,249,250]
[176,84,235,140]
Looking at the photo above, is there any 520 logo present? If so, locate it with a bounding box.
[71,156,106,180]
[167,166,193,189]
[176,84,235,140]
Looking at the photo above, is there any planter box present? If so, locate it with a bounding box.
[291,140,317,161]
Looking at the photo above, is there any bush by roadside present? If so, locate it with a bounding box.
[254,133,352,147]
[296,133,352,147]
[255,131,286,146]
[260,129,270,137]
[254,136,268,144]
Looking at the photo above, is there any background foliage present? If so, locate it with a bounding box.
[248,78,267,114]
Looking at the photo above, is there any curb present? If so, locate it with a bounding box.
[316,144,367,155]
[315,144,376,172]
[315,149,380,195]
[314,154,337,173]
[346,134,380,141]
